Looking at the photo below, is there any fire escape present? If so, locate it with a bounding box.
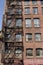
[2,0,24,65]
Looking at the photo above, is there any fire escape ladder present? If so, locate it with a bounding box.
[2,0,24,65]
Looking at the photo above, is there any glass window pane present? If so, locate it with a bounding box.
[34,18,40,27]
[26,48,33,56]
[35,33,41,41]
[16,19,22,27]
[24,0,30,5]
[42,7,43,14]
[16,34,22,41]
[36,48,43,56]
[26,19,31,27]
[41,0,43,5]
[16,8,22,14]
[33,7,38,14]
[15,47,22,58]
[26,33,32,41]
[25,8,30,14]
[32,0,37,5]
[7,19,12,26]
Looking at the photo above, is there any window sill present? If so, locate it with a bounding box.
[24,13,31,15]
[26,27,32,28]
[36,56,43,58]
[26,41,33,43]
[24,4,30,6]
[26,56,33,59]
[32,13,39,15]
[34,26,40,28]
[35,41,42,42]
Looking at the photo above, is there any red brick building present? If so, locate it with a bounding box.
[2,0,43,65]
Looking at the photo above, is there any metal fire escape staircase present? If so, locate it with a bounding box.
[2,0,24,65]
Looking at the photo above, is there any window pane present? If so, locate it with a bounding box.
[7,8,14,15]
[7,19,12,26]
[26,33,32,41]
[42,7,43,14]
[25,19,31,27]
[35,33,41,41]
[34,18,40,27]
[5,43,10,53]
[26,48,33,56]
[16,34,22,41]
[33,7,38,14]
[16,8,22,14]
[25,8,30,14]
[41,0,43,5]
[17,1,22,5]
[16,19,22,27]
[24,0,30,5]
[32,0,37,5]
[15,47,22,58]
[36,48,43,56]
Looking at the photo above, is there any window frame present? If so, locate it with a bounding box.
[36,48,43,56]
[25,7,30,14]
[32,0,37,5]
[26,33,32,42]
[42,7,43,14]
[25,18,32,27]
[15,33,22,42]
[15,47,22,58]
[35,33,41,41]
[33,18,40,27]
[16,8,22,15]
[41,0,43,5]
[33,7,38,14]
[24,0,30,6]
[16,18,22,27]
[26,48,33,56]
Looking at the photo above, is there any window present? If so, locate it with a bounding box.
[36,48,43,56]
[25,19,31,27]
[32,0,37,5]
[33,7,38,14]
[25,8,30,14]
[5,43,10,53]
[24,0,30,5]
[41,0,43,5]
[17,1,22,5]
[16,34,22,42]
[34,18,40,27]
[8,8,14,15]
[16,19,22,27]
[42,7,43,14]
[26,48,33,56]
[15,47,22,58]
[16,8,22,14]
[6,32,11,39]
[7,19,12,26]
[35,33,41,41]
[26,33,32,41]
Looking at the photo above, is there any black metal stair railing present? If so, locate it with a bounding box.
[2,0,24,65]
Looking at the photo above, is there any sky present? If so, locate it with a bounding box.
[0,0,5,30]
